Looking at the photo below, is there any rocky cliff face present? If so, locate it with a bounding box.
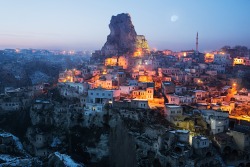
[101,13,149,56]
[29,103,84,128]
[109,119,137,167]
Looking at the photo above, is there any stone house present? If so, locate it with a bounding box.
[200,110,229,134]
[175,86,187,95]
[161,81,175,95]
[163,104,183,122]
[130,99,149,109]
[193,90,209,102]
[228,125,250,151]
[84,88,120,114]
[166,94,194,105]
[191,135,213,157]
[119,85,137,95]
[210,116,229,134]
[132,87,154,100]
[0,100,21,111]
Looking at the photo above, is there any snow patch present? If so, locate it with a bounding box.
[0,154,19,162]
[54,152,84,167]
[0,154,32,167]
[0,132,23,150]
[50,137,62,148]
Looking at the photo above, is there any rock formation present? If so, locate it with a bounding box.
[101,13,149,56]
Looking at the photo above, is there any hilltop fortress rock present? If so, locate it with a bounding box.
[101,13,149,56]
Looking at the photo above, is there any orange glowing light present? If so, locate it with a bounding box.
[138,75,153,82]
[133,49,143,57]
[205,53,214,63]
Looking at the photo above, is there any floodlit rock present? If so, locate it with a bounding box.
[101,13,149,56]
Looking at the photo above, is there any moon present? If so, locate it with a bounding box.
[171,15,178,22]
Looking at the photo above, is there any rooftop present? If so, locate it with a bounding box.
[193,135,208,140]
[165,104,182,108]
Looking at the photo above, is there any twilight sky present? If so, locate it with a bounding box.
[0,0,250,52]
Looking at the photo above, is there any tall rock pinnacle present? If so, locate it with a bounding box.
[101,13,149,56]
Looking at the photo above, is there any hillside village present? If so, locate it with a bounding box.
[1,46,250,166]
[0,13,250,167]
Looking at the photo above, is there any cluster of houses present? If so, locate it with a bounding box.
[0,84,50,112]
[55,49,250,166]
[56,49,249,118]
[1,47,250,166]
[159,126,249,167]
